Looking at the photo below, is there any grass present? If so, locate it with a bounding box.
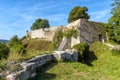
[29,52,120,80]
[1,39,55,63]
[0,39,55,78]
[28,42,120,80]
[22,39,55,52]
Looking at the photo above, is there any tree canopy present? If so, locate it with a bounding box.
[31,18,50,30]
[0,42,9,59]
[107,0,120,43]
[68,6,90,23]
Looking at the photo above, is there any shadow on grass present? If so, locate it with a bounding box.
[28,73,56,80]
[27,61,57,80]
[80,45,97,66]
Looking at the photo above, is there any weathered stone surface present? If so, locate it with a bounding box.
[53,50,78,61]
[6,51,78,80]
[6,73,17,80]
[28,19,106,46]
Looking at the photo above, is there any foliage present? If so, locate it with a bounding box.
[8,35,20,47]
[10,44,25,55]
[107,0,120,43]
[30,18,50,30]
[53,29,63,49]
[0,42,9,59]
[64,28,78,38]
[8,35,25,55]
[72,43,86,61]
[72,43,85,54]
[68,6,90,23]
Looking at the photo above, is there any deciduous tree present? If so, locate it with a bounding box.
[31,18,50,30]
[108,0,120,43]
[68,6,90,23]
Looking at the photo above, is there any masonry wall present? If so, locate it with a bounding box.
[80,19,106,45]
[6,51,78,80]
[28,19,106,46]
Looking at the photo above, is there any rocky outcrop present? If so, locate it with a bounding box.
[6,50,78,80]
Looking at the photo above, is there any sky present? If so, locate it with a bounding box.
[0,0,113,40]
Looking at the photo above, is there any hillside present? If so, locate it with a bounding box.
[22,39,55,52]
[28,42,120,80]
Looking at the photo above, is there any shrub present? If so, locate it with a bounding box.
[53,29,63,49]
[8,35,20,47]
[8,35,26,55]
[10,44,25,55]
[0,42,9,59]
[64,28,78,38]
[72,43,86,61]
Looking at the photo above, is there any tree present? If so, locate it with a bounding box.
[31,18,50,30]
[68,6,90,23]
[9,35,20,47]
[8,35,25,55]
[107,0,120,43]
[0,42,9,59]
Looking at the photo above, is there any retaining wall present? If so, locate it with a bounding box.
[6,51,78,80]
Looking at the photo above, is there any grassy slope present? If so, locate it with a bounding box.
[22,39,54,52]
[30,42,120,80]
[0,39,55,69]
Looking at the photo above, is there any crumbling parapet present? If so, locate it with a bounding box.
[6,50,78,80]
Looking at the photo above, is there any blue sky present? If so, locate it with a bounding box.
[0,0,113,40]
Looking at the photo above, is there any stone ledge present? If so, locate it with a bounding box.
[6,50,78,80]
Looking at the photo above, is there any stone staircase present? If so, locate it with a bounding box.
[58,37,67,51]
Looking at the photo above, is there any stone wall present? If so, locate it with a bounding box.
[71,37,80,48]
[80,19,106,45]
[27,19,106,46]
[6,51,78,80]
[66,19,80,29]
[28,26,62,41]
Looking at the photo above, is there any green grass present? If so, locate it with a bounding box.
[22,39,55,52]
[28,42,120,80]
[29,52,120,80]
[0,39,55,76]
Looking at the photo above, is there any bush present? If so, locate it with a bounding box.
[53,29,63,49]
[111,49,120,56]
[64,28,78,38]
[72,43,85,54]
[72,43,86,61]
[8,35,26,55]
[0,43,9,59]
[10,44,25,55]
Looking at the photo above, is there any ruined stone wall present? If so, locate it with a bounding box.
[28,19,81,42]
[6,51,78,80]
[28,19,106,46]
[29,26,61,41]
[66,19,80,29]
[71,37,80,48]
[80,19,106,45]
